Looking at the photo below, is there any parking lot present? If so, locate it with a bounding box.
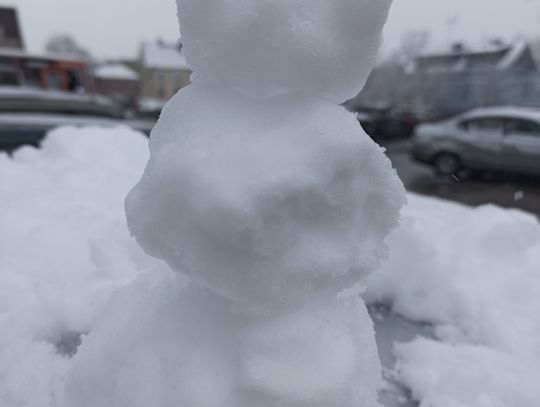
[385,141,540,217]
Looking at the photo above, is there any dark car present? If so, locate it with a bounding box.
[0,87,155,151]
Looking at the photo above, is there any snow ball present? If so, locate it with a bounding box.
[177,0,392,102]
[126,85,405,312]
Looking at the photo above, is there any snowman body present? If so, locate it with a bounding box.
[62,1,405,406]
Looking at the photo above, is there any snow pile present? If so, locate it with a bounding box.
[0,126,163,406]
[63,1,404,407]
[366,194,540,407]
[178,0,392,102]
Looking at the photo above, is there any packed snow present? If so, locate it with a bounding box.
[2,0,538,406]
[366,194,540,407]
[177,0,392,102]
[59,1,406,406]
[1,127,540,407]
[126,85,405,312]
[0,127,165,406]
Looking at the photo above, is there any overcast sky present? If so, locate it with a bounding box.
[8,0,540,60]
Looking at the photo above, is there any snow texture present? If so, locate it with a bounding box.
[126,85,405,312]
[63,1,403,407]
[177,0,392,102]
[366,194,540,407]
[2,127,540,407]
[0,127,165,406]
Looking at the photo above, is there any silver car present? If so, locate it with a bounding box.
[411,106,540,176]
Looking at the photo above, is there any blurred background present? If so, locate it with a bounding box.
[2,0,540,215]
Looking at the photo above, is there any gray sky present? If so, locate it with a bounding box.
[8,0,540,60]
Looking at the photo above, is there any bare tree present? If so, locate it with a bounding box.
[45,34,91,61]
[399,30,430,65]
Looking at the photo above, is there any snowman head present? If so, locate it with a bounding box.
[177,0,392,103]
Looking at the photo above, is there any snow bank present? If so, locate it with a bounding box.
[2,126,540,407]
[177,0,392,102]
[366,194,540,407]
[0,126,163,406]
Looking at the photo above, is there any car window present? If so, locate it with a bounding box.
[506,119,540,137]
[460,118,505,134]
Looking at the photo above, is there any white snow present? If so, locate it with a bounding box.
[177,0,392,102]
[141,41,190,71]
[94,63,139,81]
[0,126,165,406]
[1,127,540,407]
[365,194,540,407]
[126,85,405,312]
[63,1,404,407]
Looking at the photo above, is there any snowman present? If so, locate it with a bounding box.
[62,1,405,407]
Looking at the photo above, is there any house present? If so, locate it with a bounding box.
[0,47,91,92]
[408,41,539,116]
[138,41,191,102]
[0,7,24,49]
[0,7,91,92]
[94,62,139,106]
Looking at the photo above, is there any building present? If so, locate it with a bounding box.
[408,41,539,116]
[94,62,139,106]
[0,7,24,49]
[0,47,91,92]
[0,7,91,92]
[138,41,191,102]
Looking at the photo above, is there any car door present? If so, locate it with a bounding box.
[458,117,506,171]
[503,118,540,176]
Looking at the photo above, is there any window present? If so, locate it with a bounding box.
[506,119,540,136]
[23,66,43,88]
[67,70,82,91]
[460,117,505,134]
[47,72,62,90]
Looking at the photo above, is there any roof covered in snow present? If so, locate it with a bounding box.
[94,63,139,81]
[0,46,85,63]
[460,105,540,123]
[412,41,536,74]
[141,42,191,71]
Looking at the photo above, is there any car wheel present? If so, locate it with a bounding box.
[434,153,461,176]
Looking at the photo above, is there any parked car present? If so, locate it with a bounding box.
[349,104,432,142]
[0,87,155,151]
[411,106,540,176]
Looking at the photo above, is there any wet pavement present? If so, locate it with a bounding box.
[384,141,540,217]
[369,304,433,407]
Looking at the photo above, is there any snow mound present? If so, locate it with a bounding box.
[177,0,392,102]
[63,273,381,407]
[366,194,540,407]
[126,85,405,312]
[0,126,163,406]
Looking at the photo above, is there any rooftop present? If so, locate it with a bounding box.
[412,41,536,74]
[141,41,190,71]
[460,105,540,123]
[94,63,139,81]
